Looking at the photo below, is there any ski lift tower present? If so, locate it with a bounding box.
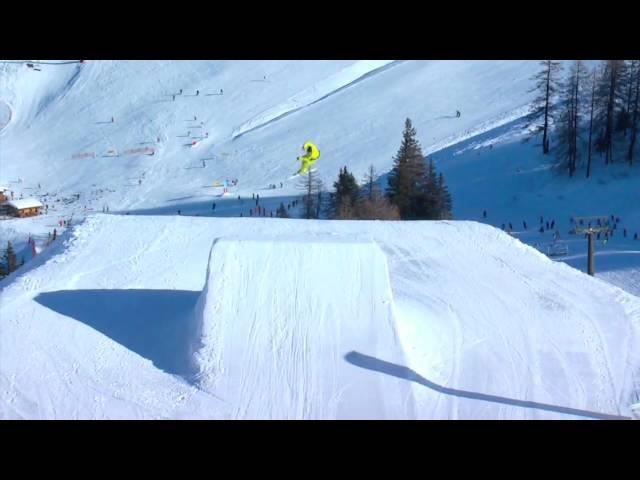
[573,216,611,276]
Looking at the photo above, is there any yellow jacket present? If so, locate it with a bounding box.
[297,141,320,174]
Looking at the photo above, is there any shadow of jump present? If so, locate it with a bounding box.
[35,289,200,378]
[344,351,630,420]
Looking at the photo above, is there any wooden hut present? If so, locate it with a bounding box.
[6,198,43,218]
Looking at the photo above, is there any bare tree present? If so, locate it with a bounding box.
[628,60,640,165]
[297,171,324,219]
[525,60,563,154]
[594,60,625,164]
[356,165,400,220]
[557,60,588,176]
[587,66,598,178]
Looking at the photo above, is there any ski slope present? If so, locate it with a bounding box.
[0,59,544,267]
[1,215,638,419]
[0,60,540,214]
[232,60,400,139]
[429,117,640,297]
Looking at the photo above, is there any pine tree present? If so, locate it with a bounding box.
[276,202,289,218]
[386,118,429,219]
[331,166,359,219]
[416,158,438,219]
[3,241,17,275]
[335,195,357,219]
[437,172,453,219]
[525,60,563,154]
[627,60,640,165]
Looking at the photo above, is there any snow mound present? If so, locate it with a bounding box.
[193,236,415,419]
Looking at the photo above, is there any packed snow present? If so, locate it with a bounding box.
[1,215,638,419]
[194,237,413,419]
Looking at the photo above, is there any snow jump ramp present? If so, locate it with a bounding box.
[0,100,12,134]
[192,236,416,419]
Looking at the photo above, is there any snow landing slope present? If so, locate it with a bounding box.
[194,237,413,419]
[1,215,638,419]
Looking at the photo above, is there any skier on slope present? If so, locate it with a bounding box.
[456,110,461,118]
[296,141,320,176]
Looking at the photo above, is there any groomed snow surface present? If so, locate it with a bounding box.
[1,215,638,419]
